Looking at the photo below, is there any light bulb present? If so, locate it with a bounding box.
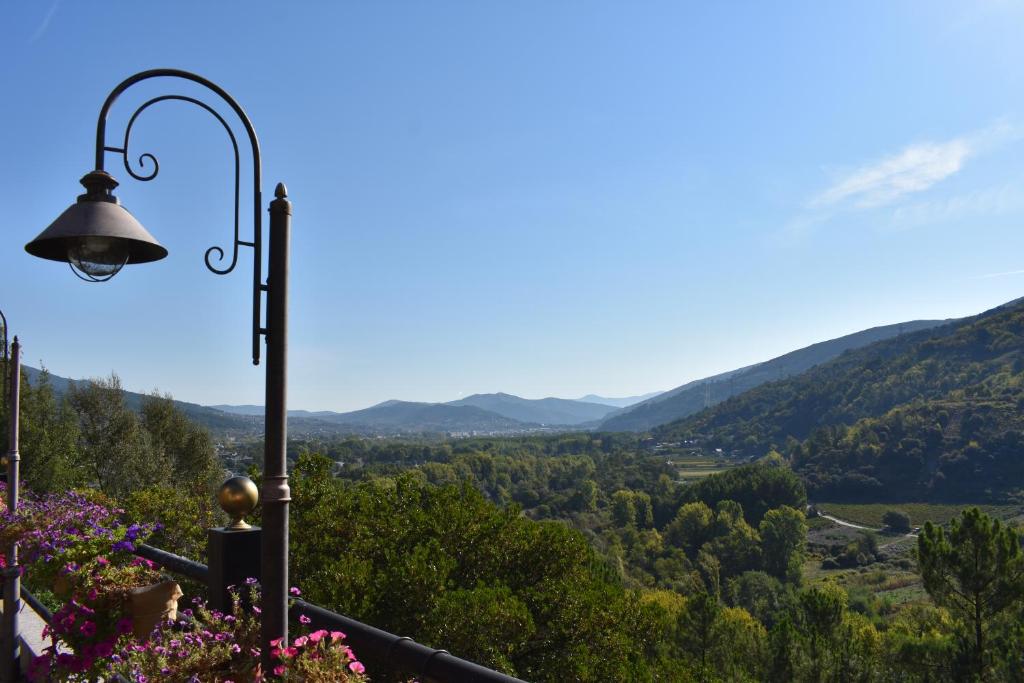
[68,237,130,282]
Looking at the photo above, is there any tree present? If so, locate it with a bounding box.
[678,591,720,680]
[796,582,847,681]
[633,491,654,528]
[917,507,1024,680]
[141,392,223,492]
[68,375,170,497]
[759,506,807,583]
[665,501,714,556]
[883,509,911,533]
[611,490,637,527]
[13,367,80,492]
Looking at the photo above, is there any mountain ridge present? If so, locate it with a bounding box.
[599,318,950,432]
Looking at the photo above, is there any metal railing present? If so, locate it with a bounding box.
[142,544,527,682]
[15,543,528,682]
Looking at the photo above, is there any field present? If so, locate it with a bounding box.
[669,456,737,481]
[815,502,1021,529]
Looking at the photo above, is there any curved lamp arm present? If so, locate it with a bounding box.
[0,308,7,363]
[94,69,265,366]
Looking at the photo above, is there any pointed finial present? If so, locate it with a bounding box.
[275,182,288,199]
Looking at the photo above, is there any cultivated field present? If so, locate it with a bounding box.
[670,456,737,481]
[815,502,1021,529]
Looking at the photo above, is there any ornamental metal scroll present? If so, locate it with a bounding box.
[92,69,265,366]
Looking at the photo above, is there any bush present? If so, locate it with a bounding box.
[883,510,911,533]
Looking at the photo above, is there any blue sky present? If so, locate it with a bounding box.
[3,1,1024,411]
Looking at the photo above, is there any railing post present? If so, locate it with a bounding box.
[208,475,262,612]
[2,337,21,683]
[207,526,262,612]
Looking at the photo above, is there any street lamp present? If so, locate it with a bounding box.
[24,69,292,670]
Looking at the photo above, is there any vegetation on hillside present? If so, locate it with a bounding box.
[9,357,1024,680]
[657,299,1024,501]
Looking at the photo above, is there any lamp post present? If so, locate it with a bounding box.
[1,309,20,683]
[23,69,292,671]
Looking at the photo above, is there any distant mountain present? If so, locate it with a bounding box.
[212,392,622,431]
[308,400,533,434]
[446,393,615,425]
[210,404,264,416]
[576,392,663,408]
[22,369,543,437]
[599,319,948,432]
[210,404,364,420]
[654,297,1024,502]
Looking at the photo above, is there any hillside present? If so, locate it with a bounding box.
[600,318,947,432]
[23,366,262,436]
[656,297,1024,502]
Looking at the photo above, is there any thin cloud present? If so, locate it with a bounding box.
[29,0,60,44]
[812,138,971,210]
[810,122,1017,212]
[971,269,1024,280]
[781,122,1021,238]
[887,182,1024,231]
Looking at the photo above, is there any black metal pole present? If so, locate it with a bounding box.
[260,183,291,673]
[2,337,21,683]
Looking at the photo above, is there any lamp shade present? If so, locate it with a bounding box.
[25,170,167,280]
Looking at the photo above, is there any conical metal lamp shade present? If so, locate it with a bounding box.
[25,200,167,264]
[25,170,168,266]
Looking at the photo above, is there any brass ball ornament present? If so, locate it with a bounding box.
[218,475,259,530]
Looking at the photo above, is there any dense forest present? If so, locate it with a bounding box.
[6,362,1024,680]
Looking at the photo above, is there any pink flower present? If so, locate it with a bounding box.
[273,665,286,676]
[289,587,301,596]
[270,637,284,648]
[299,614,311,624]
[293,636,308,648]
[330,630,346,641]
[349,661,366,674]
[308,629,328,643]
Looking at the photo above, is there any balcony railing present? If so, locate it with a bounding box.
[9,541,527,683]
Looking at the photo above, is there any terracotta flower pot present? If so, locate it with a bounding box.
[129,580,183,639]
[53,574,72,598]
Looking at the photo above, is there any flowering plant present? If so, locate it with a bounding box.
[0,487,157,588]
[30,555,170,680]
[270,628,368,681]
[104,583,369,683]
[105,583,264,683]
